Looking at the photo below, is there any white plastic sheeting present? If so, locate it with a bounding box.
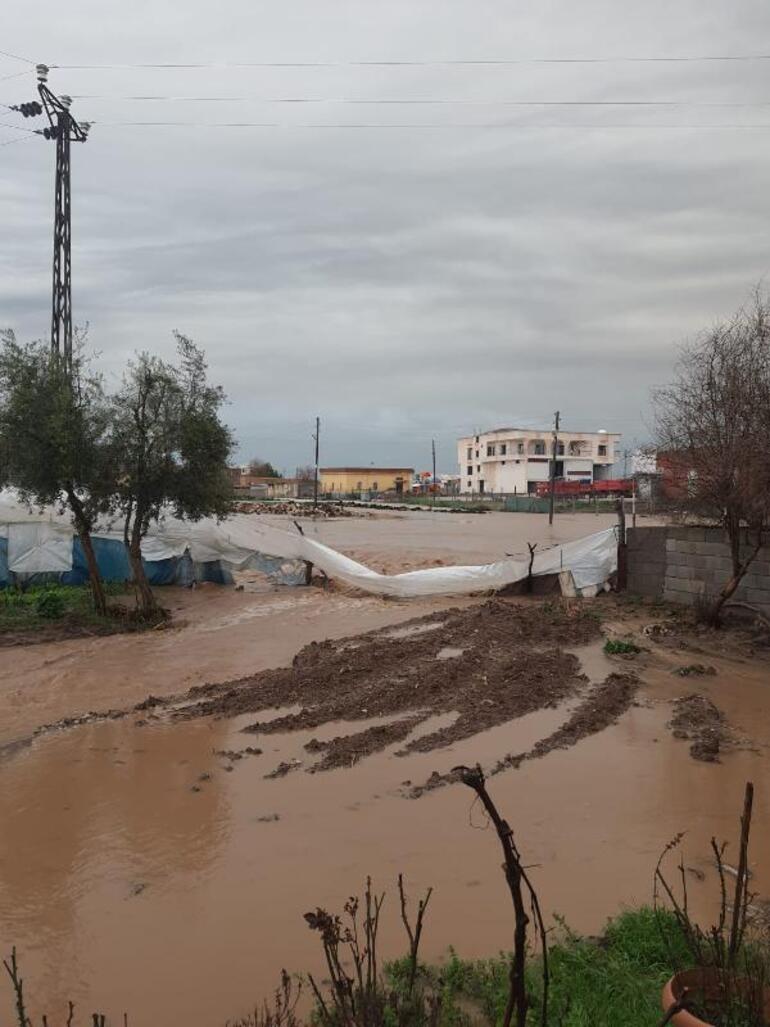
[7,522,74,574]
[0,489,618,597]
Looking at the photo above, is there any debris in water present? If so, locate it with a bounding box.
[668,693,732,763]
[264,759,302,779]
[674,664,717,677]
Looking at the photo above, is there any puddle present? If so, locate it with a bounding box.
[436,646,465,661]
[384,621,445,639]
[2,692,767,1027]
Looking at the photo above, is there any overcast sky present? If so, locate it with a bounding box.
[2,1,769,474]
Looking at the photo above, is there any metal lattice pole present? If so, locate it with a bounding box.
[51,108,73,369]
[9,65,91,375]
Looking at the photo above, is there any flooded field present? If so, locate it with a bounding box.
[0,510,767,1027]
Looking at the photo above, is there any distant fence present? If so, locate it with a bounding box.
[626,525,770,615]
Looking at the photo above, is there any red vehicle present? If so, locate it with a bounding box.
[534,478,633,499]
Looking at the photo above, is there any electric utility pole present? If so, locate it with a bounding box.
[313,416,320,509]
[548,410,560,526]
[431,438,437,509]
[10,65,91,374]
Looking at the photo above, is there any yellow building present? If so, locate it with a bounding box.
[320,467,414,496]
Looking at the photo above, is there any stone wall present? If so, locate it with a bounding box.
[626,526,770,615]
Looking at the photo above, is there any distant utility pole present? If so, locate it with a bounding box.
[548,410,561,526]
[313,416,320,509]
[431,438,437,509]
[10,65,91,374]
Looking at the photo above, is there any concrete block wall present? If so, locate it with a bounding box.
[626,526,667,598]
[626,526,770,615]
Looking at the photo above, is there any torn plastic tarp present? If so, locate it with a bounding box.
[0,489,618,597]
[202,517,618,597]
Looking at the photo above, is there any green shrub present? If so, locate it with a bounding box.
[34,589,66,620]
[604,638,640,655]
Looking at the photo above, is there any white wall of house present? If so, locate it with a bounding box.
[457,428,621,494]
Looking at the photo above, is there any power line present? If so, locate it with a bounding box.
[0,119,38,133]
[0,47,36,66]
[49,53,770,70]
[0,69,31,83]
[88,119,770,129]
[66,95,770,108]
[0,134,35,148]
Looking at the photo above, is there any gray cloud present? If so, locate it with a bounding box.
[2,0,770,474]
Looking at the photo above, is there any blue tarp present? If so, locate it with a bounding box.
[0,536,233,588]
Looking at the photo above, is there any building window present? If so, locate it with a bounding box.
[499,444,507,455]
[557,442,565,456]
[475,435,479,443]
[466,465,473,476]
[466,447,472,460]
[475,449,479,458]
[598,445,607,457]
[467,480,472,489]
[530,440,546,455]
[357,481,363,490]
[476,465,481,473]
[486,444,496,457]
[501,460,506,465]
[517,442,524,454]
[372,481,378,490]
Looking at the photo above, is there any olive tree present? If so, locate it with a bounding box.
[654,292,770,625]
[111,332,234,617]
[0,330,115,615]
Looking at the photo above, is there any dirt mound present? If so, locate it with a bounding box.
[174,599,603,768]
[406,672,640,797]
[306,718,423,771]
[234,501,360,518]
[669,693,731,762]
[495,672,640,772]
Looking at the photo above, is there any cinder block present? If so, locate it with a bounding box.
[664,587,694,606]
[744,587,770,608]
[695,541,721,556]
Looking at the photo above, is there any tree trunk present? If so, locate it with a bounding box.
[79,531,108,617]
[707,530,764,627]
[65,488,108,617]
[128,527,158,618]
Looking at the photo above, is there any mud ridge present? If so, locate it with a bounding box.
[406,671,640,798]
[171,599,602,768]
[668,693,732,762]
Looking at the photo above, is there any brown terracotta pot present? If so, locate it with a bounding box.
[662,967,770,1027]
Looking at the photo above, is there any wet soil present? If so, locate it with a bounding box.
[1,591,769,1027]
[669,693,733,762]
[496,672,641,771]
[306,717,424,771]
[0,614,136,649]
[171,599,603,766]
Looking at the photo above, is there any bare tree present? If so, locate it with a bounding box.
[248,458,282,479]
[295,465,315,481]
[654,291,770,625]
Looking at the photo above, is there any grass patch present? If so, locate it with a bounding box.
[0,582,133,642]
[603,638,641,655]
[406,907,690,1027]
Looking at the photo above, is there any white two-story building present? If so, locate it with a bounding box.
[457,427,621,495]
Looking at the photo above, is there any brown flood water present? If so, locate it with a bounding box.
[1,637,768,1027]
[0,512,766,1027]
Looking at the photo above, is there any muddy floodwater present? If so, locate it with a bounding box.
[0,511,768,1027]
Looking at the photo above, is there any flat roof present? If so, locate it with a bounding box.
[460,427,621,437]
[320,467,414,473]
